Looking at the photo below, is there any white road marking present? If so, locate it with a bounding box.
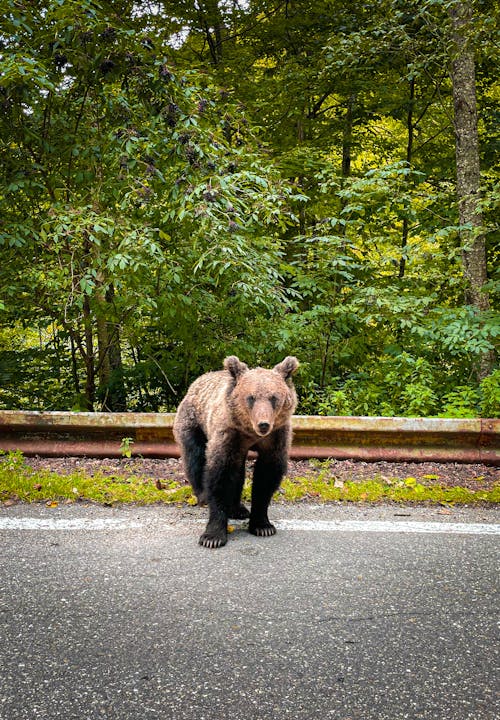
[0,518,142,531]
[0,517,498,535]
[276,519,500,535]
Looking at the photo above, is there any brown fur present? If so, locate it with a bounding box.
[173,356,299,548]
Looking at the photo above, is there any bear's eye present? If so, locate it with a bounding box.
[247,395,256,408]
[269,395,278,409]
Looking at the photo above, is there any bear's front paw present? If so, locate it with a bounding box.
[248,521,276,537]
[230,503,250,520]
[199,530,227,549]
[196,491,208,506]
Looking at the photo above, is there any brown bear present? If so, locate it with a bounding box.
[173,356,299,548]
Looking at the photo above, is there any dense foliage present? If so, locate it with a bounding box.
[0,0,498,417]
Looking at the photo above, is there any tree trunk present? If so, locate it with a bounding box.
[399,76,415,280]
[82,294,96,410]
[339,93,355,230]
[449,0,493,379]
[200,0,226,66]
[96,283,127,412]
[69,335,80,399]
[341,94,355,180]
[105,284,127,412]
[96,311,112,410]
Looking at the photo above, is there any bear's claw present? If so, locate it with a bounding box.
[199,532,227,549]
[248,523,277,537]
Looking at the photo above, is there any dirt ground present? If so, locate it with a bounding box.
[24,456,499,492]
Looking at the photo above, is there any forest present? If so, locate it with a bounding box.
[0,0,498,417]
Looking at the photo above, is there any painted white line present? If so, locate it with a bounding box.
[0,518,142,531]
[0,517,498,535]
[276,519,500,535]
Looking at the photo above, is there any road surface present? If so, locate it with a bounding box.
[1,503,499,720]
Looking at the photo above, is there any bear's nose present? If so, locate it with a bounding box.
[258,422,270,434]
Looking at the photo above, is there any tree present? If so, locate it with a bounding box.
[449,0,494,378]
[0,0,301,410]
[0,0,497,416]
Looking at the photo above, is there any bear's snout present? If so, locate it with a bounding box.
[251,399,275,436]
[257,421,271,435]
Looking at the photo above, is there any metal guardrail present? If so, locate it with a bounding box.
[0,411,498,464]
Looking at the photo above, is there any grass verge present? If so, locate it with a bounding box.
[0,452,193,506]
[1,451,498,507]
[275,477,499,505]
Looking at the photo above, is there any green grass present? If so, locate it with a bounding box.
[0,451,194,506]
[275,476,499,505]
[1,451,498,506]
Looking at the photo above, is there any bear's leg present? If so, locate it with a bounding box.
[249,431,288,537]
[248,457,285,536]
[229,458,250,520]
[178,425,207,504]
[199,439,245,548]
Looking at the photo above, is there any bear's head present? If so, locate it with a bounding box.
[224,356,299,437]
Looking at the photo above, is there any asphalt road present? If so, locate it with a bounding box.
[1,503,499,720]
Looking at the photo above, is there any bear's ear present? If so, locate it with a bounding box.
[273,356,299,382]
[224,356,249,380]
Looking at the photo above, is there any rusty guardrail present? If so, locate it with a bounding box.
[0,411,498,464]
